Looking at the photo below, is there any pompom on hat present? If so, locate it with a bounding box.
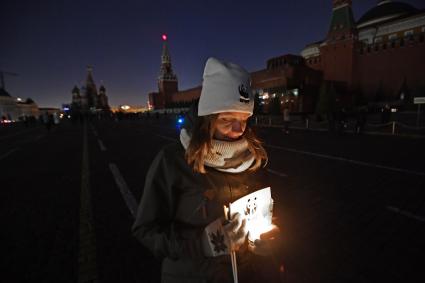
[198,57,254,116]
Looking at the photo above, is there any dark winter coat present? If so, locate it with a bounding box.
[132,141,281,283]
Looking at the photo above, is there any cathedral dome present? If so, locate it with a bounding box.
[357,1,419,27]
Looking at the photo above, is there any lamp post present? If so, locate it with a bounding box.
[414,97,425,126]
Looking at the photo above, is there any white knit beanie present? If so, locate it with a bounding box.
[198,57,254,116]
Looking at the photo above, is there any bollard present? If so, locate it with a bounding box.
[392,121,395,135]
[306,119,309,129]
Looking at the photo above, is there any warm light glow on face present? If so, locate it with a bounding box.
[214,112,251,141]
[162,34,167,41]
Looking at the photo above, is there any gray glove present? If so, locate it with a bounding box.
[202,213,247,257]
[223,213,247,251]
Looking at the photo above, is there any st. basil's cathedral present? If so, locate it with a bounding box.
[71,66,110,114]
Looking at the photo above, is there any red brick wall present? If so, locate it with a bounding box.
[251,69,288,89]
[158,80,178,104]
[355,38,425,99]
[171,86,201,103]
[319,39,356,86]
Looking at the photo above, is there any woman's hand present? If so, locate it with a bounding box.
[202,213,247,257]
[248,225,280,256]
[223,213,247,251]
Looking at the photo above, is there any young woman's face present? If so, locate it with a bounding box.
[213,112,251,141]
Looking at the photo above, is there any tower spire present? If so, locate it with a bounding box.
[84,65,98,109]
[332,0,352,9]
[86,65,96,87]
[377,0,392,6]
[155,34,178,109]
[327,0,356,39]
[158,34,177,81]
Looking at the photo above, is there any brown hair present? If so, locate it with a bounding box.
[184,114,268,173]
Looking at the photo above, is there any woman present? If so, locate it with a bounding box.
[132,58,282,282]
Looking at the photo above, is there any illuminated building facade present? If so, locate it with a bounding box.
[0,88,39,122]
[251,55,323,113]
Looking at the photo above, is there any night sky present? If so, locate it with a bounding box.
[2,0,424,108]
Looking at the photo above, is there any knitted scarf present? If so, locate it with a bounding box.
[180,128,255,173]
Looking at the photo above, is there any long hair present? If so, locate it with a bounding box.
[184,114,268,174]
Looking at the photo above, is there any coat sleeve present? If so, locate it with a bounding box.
[131,149,205,260]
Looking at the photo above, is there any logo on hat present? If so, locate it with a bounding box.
[239,84,250,103]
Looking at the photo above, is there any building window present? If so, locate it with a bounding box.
[404,30,414,42]
[404,30,414,37]
[374,37,382,43]
[388,34,398,41]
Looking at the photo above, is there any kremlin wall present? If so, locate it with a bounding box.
[149,0,425,114]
